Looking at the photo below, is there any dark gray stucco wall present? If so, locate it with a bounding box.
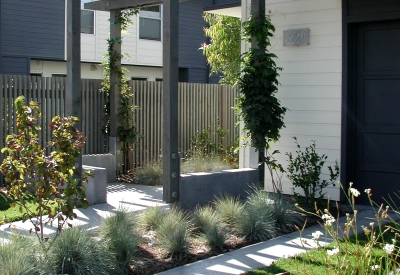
[1,0,65,75]
[178,0,210,83]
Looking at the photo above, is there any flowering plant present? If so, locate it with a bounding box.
[293,183,400,274]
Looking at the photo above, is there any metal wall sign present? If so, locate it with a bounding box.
[283,28,309,46]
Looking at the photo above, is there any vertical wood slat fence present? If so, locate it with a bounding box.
[131,81,239,167]
[1,75,239,185]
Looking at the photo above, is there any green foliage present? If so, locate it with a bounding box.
[191,126,239,168]
[45,227,115,275]
[0,96,90,245]
[138,205,165,230]
[237,15,287,151]
[286,137,339,207]
[99,208,139,272]
[101,9,140,172]
[0,234,40,275]
[202,13,241,85]
[157,208,191,256]
[235,187,275,242]
[213,195,244,229]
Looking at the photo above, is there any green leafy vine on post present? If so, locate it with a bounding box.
[236,14,287,192]
[100,8,141,173]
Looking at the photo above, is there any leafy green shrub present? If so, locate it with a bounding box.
[213,195,244,229]
[0,96,91,245]
[286,137,339,207]
[191,125,239,168]
[157,208,191,256]
[45,227,115,275]
[0,234,39,275]
[191,205,227,249]
[235,188,275,242]
[99,208,139,273]
[139,205,165,230]
[134,161,163,186]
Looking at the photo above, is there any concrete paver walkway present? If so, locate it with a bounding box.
[0,183,381,275]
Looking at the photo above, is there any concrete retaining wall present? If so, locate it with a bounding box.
[83,154,115,183]
[179,168,260,210]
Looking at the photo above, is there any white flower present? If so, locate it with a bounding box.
[384,243,395,254]
[312,231,324,240]
[365,188,371,194]
[327,247,339,256]
[350,188,360,197]
[322,214,335,226]
[371,265,379,271]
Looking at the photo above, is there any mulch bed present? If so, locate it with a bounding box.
[128,203,349,275]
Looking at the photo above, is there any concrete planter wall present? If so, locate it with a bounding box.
[83,154,115,183]
[179,168,260,210]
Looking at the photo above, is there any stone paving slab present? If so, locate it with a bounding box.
[0,183,168,241]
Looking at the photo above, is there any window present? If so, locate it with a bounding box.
[155,78,163,82]
[131,77,148,81]
[139,6,162,41]
[81,0,94,34]
[52,74,67,78]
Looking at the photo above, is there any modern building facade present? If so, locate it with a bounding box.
[0,0,217,83]
[207,0,400,204]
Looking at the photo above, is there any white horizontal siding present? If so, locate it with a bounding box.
[241,0,342,201]
[30,60,163,81]
[80,11,161,66]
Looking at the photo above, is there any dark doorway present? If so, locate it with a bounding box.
[353,20,400,204]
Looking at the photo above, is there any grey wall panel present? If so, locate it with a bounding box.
[1,0,65,60]
[1,56,29,75]
[178,0,209,82]
[203,0,240,12]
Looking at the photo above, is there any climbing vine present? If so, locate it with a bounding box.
[237,14,287,192]
[100,8,140,172]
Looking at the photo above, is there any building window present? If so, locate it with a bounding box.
[81,0,95,34]
[139,5,161,41]
[52,74,67,78]
[155,78,163,81]
[131,77,148,81]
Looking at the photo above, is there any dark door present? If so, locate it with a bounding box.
[355,20,400,204]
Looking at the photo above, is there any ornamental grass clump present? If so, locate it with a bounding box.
[157,208,191,256]
[214,195,244,229]
[99,208,139,272]
[134,161,163,186]
[191,205,227,249]
[235,187,275,242]
[139,205,165,230]
[268,193,303,233]
[45,227,115,275]
[0,234,39,275]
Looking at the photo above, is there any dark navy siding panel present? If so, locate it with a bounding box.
[209,74,221,84]
[203,0,240,12]
[178,0,209,83]
[2,56,29,75]
[2,0,65,60]
[188,68,208,83]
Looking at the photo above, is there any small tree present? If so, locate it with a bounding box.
[0,96,91,248]
[201,13,241,85]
